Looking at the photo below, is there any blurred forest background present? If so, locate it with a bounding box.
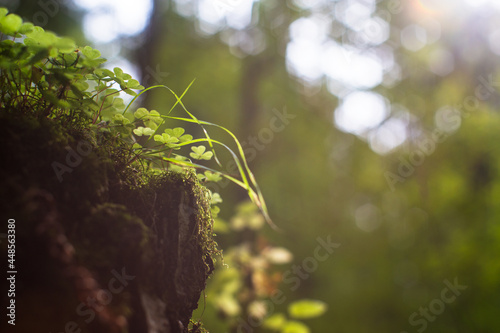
[5,0,500,331]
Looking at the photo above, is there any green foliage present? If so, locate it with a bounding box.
[26,1,500,332]
[287,300,327,320]
[0,13,22,35]
[0,7,273,228]
[198,171,223,183]
[195,202,326,333]
[260,300,326,332]
[281,321,310,333]
[133,126,155,136]
[0,7,333,333]
[134,107,161,130]
[263,314,287,330]
[190,145,214,160]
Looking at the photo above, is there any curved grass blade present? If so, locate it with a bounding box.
[158,155,272,224]
[122,81,223,167]
[123,82,277,229]
[158,114,277,230]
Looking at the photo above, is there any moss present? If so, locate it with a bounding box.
[0,110,218,332]
[0,20,220,331]
[76,203,149,274]
[114,169,218,330]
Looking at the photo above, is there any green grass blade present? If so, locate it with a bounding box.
[159,114,277,230]
[123,83,277,230]
[122,81,223,167]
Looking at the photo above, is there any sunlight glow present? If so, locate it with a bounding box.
[413,0,458,16]
[401,24,427,52]
[463,0,489,8]
[286,40,324,82]
[286,16,331,82]
[321,42,383,89]
[369,118,408,154]
[357,16,390,46]
[289,17,329,43]
[197,0,256,34]
[335,0,376,31]
[428,48,455,76]
[72,0,500,156]
[291,0,325,10]
[414,0,441,15]
[488,29,500,55]
[334,91,388,135]
[74,0,153,43]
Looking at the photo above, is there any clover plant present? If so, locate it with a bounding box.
[0,8,274,228]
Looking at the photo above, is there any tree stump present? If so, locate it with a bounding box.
[0,114,215,332]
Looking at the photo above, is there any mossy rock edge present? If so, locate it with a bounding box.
[0,112,216,333]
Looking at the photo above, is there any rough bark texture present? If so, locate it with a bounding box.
[0,113,215,333]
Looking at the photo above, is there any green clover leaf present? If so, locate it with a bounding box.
[19,22,34,34]
[154,134,164,143]
[173,127,184,137]
[25,27,58,48]
[134,107,149,119]
[204,171,222,182]
[211,192,223,205]
[165,127,185,137]
[112,114,130,125]
[154,133,179,148]
[94,68,114,79]
[148,110,162,123]
[161,133,179,144]
[164,127,193,142]
[82,45,101,60]
[126,79,142,89]
[0,13,22,35]
[113,67,124,78]
[190,145,213,160]
[134,108,162,129]
[179,134,193,142]
[133,126,155,136]
[54,37,76,53]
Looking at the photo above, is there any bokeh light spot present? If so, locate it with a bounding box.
[334,91,388,135]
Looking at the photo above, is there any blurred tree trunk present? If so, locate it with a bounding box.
[135,0,170,91]
[239,55,274,140]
